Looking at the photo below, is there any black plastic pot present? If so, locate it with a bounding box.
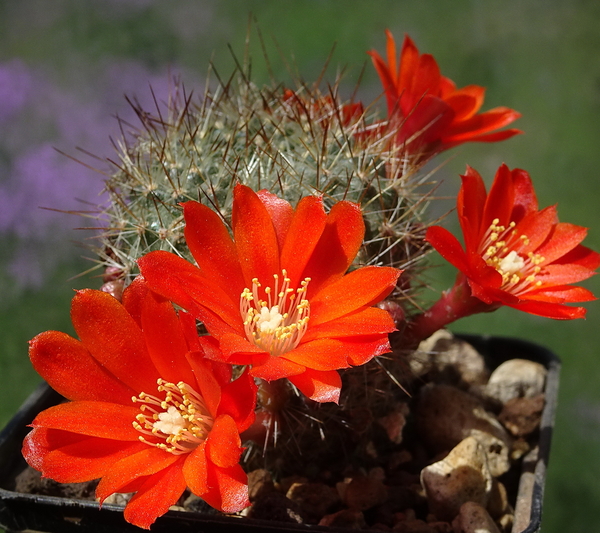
[0,336,560,533]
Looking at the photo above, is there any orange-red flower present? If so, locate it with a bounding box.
[282,88,365,129]
[425,164,600,319]
[23,280,257,529]
[368,30,521,155]
[138,184,401,404]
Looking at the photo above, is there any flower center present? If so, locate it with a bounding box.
[132,379,214,455]
[240,269,310,356]
[481,218,545,295]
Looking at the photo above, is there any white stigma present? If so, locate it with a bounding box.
[499,250,525,276]
[257,305,284,333]
[152,405,186,436]
[132,379,214,455]
[240,270,311,357]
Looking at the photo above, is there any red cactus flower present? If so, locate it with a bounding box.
[138,184,401,404]
[421,164,599,334]
[367,30,521,156]
[282,88,365,129]
[23,280,257,529]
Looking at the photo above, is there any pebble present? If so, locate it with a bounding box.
[468,429,511,477]
[411,330,489,387]
[343,476,388,511]
[451,501,501,533]
[247,491,305,523]
[498,394,545,437]
[485,359,547,404]
[420,436,492,521]
[415,384,512,476]
[486,479,510,519]
[378,402,410,444]
[286,482,340,521]
[318,509,366,529]
[247,468,276,501]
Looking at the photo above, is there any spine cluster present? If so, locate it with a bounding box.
[98,70,432,307]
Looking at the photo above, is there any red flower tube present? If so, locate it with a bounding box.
[138,184,401,404]
[409,164,600,342]
[23,279,257,529]
[368,30,522,156]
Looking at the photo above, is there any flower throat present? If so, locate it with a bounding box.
[481,218,545,295]
[132,379,213,455]
[240,269,310,356]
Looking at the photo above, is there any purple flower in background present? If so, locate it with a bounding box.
[0,58,199,289]
[0,60,33,123]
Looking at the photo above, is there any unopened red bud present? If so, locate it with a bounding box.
[102,266,123,283]
[100,280,124,301]
[376,299,405,326]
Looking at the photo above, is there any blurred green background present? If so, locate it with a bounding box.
[1,1,599,531]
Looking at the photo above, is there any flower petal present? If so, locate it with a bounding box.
[96,447,181,503]
[201,463,250,514]
[29,331,135,404]
[232,183,280,286]
[183,200,246,302]
[512,206,558,254]
[398,34,420,107]
[457,166,486,249]
[182,442,209,497]
[468,281,517,306]
[216,332,270,366]
[509,300,587,320]
[282,338,352,371]
[70,289,159,393]
[510,168,539,221]
[123,460,187,530]
[32,402,141,441]
[256,189,294,250]
[384,29,398,86]
[523,285,596,304]
[536,222,589,264]
[288,369,342,404]
[25,429,146,483]
[367,48,398,113]
[537,264,598,286]
[310,266,401,326]
[398,95,454,146]
[206,415,242,468]
[482,163,515,230]
[284,335,390,370]
[121,276,146,328]
[23,428,89,473]
[444,85,485,120]
[217,368,257,432]
[302,307,396,343]
[280,195,327,289]
[179,310,203,352]
[140,287,197,386]
[249,354,306,381]
[426,226,470,273]
[138,251,243,336]
[183,352,223,417]
[301,200,366,294]
[443,107,522,142]
[405,54,442,114]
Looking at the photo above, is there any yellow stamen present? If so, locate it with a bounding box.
[480,220,546,296]
[240,269,310,356]
[132,379,213,455]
